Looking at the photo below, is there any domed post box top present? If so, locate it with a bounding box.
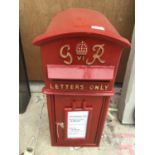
[32,8,130,47]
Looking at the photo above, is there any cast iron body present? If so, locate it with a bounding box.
[33,8,130,146]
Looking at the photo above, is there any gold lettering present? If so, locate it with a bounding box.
[100,84,105,90]
[60,45,73,64]
[50,84,54,89]
[75,84,80,90]
[77,56,85,61]
[86,44,105,65]
[80,84,84,90]
[50,83,109,91]
[60,84,64,89]
[70,84,74,90]
[65,84,69,90]
[77,56,82,61]
[89,85,94,90]
[55,84,59,90]
[94,85,100,90]
[104,84,108,90]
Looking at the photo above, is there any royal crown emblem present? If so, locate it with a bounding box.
[76,41,88,56]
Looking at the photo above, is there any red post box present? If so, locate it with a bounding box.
[32,8,130,146]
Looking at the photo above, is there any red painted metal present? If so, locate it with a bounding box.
[32,8,130,147]
[33,8,130,47]
[47,65,115,80]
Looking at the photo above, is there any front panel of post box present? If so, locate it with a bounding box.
[54,95,104,145]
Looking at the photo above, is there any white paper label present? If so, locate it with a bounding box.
[67,111,89,138]
[91,25,105,31]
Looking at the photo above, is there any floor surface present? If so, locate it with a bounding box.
[19,87,134,155]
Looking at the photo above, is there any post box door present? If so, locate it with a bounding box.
[54,95,104,145]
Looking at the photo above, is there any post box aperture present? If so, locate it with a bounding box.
[33,8,130,146]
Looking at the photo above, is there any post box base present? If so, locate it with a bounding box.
[46,94,110,147]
